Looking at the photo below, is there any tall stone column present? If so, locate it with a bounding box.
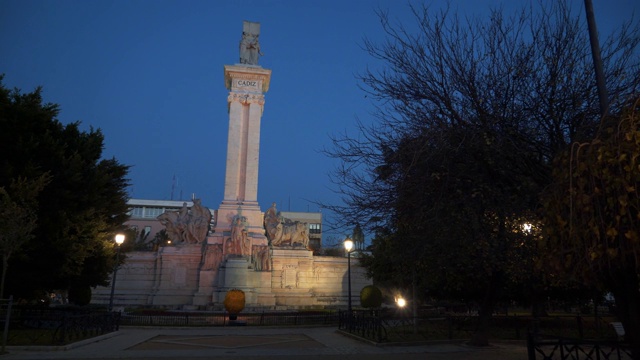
[223,92,265,204]
[214,65,271,243]
[194,21,276,308]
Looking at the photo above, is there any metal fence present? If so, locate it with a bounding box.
[338,310,495,343]
[337,310,628,346]
[527,333,632,360]
[2,306,120,345]
[338,310,387,342]
[120,310,338,327]
[0,297,13,352]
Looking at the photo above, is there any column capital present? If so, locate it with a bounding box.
[228,93,265,105]
[224,65,272,93]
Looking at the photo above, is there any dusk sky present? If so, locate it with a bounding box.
[1,0,638,242]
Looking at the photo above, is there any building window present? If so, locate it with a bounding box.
[144,207,163,218]
[130,207,144,218]
[309,223,321,234]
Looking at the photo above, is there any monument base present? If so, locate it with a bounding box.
[92,248,369,310]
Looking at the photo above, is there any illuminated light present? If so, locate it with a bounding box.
[344,238,354,252]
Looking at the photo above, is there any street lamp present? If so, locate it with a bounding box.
[396,296,406,308]
[108,234,125,312]
[344,236,354,312]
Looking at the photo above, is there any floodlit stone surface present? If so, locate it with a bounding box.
[92,28,371,309]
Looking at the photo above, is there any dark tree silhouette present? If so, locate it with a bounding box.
[323,2,639,346]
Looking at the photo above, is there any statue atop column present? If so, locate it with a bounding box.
[239,21,263,65]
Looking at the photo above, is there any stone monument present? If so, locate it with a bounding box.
[90,21,371,310]
[193,20,274,306]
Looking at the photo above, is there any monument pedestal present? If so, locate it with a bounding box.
[213,257,276,307]
[148,245,202,306]
[213,202,268,245]
[224,258,250,287]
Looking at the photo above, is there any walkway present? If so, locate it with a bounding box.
[1,326,528,360]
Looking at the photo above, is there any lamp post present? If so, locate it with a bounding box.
[108,234,125,312]
[344,236,354,312]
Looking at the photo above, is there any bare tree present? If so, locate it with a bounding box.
[323,2,639,346]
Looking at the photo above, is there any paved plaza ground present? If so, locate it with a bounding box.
[0,326,528,360]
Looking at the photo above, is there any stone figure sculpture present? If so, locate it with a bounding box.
[227,215,250,256]
[202,244,223,271]
[263,203,309,249]
[189,199,212,242]
[239,21,263,65]
[157,211,181,244]
[274,220,309,247]
[252,245,270,271]
[264,202,279,241]
[156,199,211,244]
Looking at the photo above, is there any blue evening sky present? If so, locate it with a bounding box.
[1,0,638,242]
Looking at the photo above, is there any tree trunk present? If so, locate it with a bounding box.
[468,273,501,347]
[610,269,640,359]
[0,254,8,299]
[468,303,492,346]
[530,284,548,318]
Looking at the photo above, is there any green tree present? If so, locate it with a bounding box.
[0,174,50,298]
[542,99,640,355]
[323,2,639,345]
[0,77,131,299]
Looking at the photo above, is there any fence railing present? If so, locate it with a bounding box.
[0,297,13,352]
[2,307,120,346]
[527,332,632,360]
[338,310,387,342]
[120,311,338,327]
[338,310,626,345]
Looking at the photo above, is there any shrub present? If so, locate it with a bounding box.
[360,285,383,308]
[68,285,92,306]
[223,289,245,314]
